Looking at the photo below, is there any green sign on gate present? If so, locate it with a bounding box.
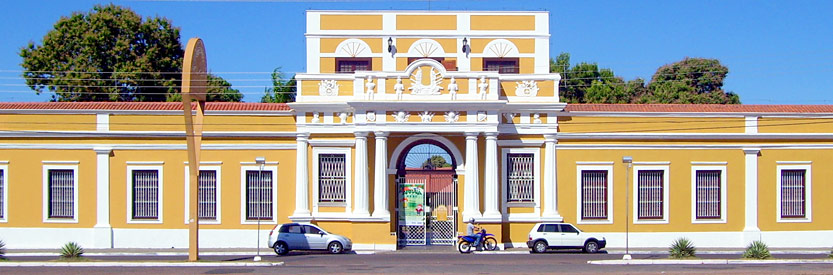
[402,182,425,226]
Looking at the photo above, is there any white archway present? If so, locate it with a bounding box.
[388,133,464,172]
[335,38,372,58]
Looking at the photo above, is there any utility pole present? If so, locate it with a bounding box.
[182,37,207,262]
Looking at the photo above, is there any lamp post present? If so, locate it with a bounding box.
[254,156,265,262]
[622,156,633,260]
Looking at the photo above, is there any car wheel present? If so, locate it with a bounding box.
[584,241,599,253]
[484,237,498,251]
[533,240,548,253]
[328,241,344,254]
[274,242,289,256]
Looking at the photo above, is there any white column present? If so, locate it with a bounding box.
[743,148,761,243]
[372,131,390,219]
[93,147,112,248]
[463,132,482,219]
[542,135,562,220]
[482,132,500,220]
[293,133,311,218]
[353,132,370,217]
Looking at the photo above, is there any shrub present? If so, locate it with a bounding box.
[742,240,771,259]
[828,247,833,258]
[0,240,6,258]
[60,242,84,258]
[669,237,696,259]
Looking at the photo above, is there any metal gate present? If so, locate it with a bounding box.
[397,169,457,246]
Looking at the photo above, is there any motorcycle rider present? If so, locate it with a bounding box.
[465,218,482,251]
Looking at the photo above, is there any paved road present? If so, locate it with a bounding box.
[4,251,833,274]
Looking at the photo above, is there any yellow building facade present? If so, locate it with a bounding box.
[1,11,832,250]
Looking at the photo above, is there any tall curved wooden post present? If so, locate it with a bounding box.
[182,37,207,262]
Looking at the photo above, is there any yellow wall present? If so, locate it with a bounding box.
[110,115,183,132]
[301,79,354,96]
[758,117,833,133]
[396,15,457,30]
[320,15,383,30]
[0,114,95,131]
[320,38,382,54]
[558,116,747,134]
[470,15,535,31]
[757,149,833,231]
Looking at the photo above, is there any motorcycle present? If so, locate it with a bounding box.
[457,229,498,253]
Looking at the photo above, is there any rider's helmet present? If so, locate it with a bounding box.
[468,218,475,223]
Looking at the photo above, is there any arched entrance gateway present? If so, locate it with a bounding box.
[393,137,460,246]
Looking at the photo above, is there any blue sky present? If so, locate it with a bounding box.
[1,0,831,104]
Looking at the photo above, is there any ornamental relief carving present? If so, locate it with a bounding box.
[515,80,539,97]
[409,66,444,95]
[444,111,459,123]
[418,111,434,122]
[392,111,410,123]
[318,80,339,96]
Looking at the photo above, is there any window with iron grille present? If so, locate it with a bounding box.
[198,170,217,220]
[0,169,4,219]
[581,170,608,220]
[246,170,272,220]
[318,154,346,203]
[506,153,534,202]
[336,58,371,73]
[637,170,664,219]
[483,58,519,74]
[780,169,806,218]
[695,170,722,219]
[48,169,75,219]
[132,170,159,220]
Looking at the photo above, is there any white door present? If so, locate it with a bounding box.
[303,225,328,249]
[280,224,308,249]
[559,224,584,247]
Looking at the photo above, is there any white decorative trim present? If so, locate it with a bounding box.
[690,161,728,165]
[184,165,222,225]
[690,165,728,224]
[743,148,760,234]
[496,139,545,147]
[633,161,670,165]
[239,164,279,225]
[126,161,164,165]
[776,164,812,223]
[0,164,8,223]
[312,147,352,218]
[42,164,79,223]
[501,147,541,221]
[308,139,356,147]
[182,161,223,165]
[776,161,812,165]
[632,165,670,224]
[126,165,163,224]
[42,161,80,164]
[576,165,614,224]
[96,113,109,132]
[575,161,614,165]
[388,133,464,171]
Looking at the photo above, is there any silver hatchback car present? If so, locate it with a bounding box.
[268,223,353,255]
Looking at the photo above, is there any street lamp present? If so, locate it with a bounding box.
[254,156,266,262]
[622,156,633,260]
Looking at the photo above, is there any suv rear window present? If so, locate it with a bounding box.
[537,224,558,233]
[559,224,578,233]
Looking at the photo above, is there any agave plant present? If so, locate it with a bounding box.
[742,240,771,259]
[60,242,84,258]
[0,240,6,258]
[668,237,696,259]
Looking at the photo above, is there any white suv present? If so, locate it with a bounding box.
[526,223,606,253]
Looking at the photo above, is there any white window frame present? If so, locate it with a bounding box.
[312,147,352,218]
[690,164,727,224]
[776,162,812,223]
[576,163,614,224]
[126,164,163,224]
[632,164,670,224]
[0,162,7,223]
[42,162,79,223]
[240,163,278,224]
[184,164,222,224]
[500,147,541,220]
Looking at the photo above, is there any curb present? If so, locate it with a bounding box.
[0,261,284,267]
[588,259,833,265]
[5,251,377,257]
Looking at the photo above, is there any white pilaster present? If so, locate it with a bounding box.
[745,116,759,134]
[463,132,482,220]
[93,147,113,248]
[743,148,761,242]
[482,132,501,221]
[372,131,390,219]
[353,132,370,217]
[542,135,562,221]
[292,134,312,219]
[96,113,109,132]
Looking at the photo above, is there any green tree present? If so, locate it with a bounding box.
[261,68,296,103]
[167,73,242,102]
[421,155,451,169]
[19,4,241,102]
[640,57,739,104]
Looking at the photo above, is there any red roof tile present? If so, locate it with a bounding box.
[0,102,290,111]
[565,104,833,114]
